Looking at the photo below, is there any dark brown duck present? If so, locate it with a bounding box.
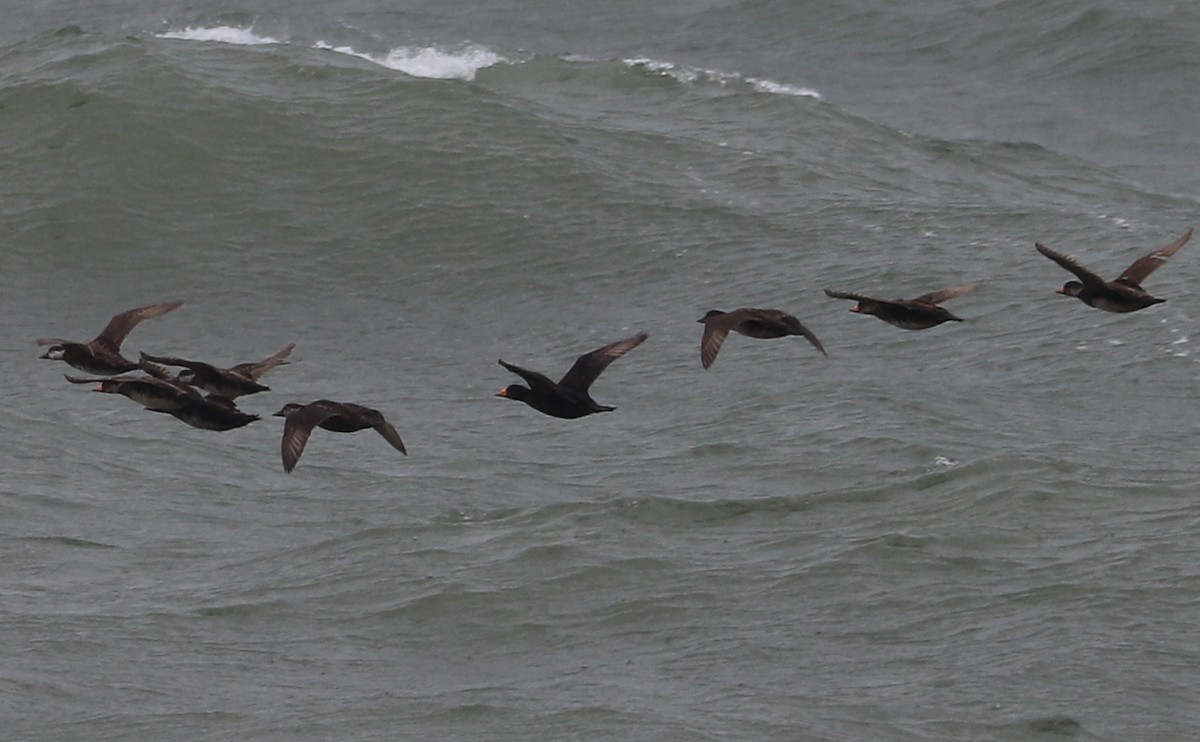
[140,343,294,399]
[1035,229,1191,313]
[824,284,978,330]
[38,301,184,375]
[697,309,825,369]
[497,332,648,418]
[274,400,407,472]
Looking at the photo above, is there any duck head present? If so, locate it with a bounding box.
[1056,281,1084,297]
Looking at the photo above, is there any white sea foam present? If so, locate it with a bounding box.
[158,26,282,46]
[314,42,505,81]
[623,57,821,99]
[159,25,504,81]
[747,77,822,98]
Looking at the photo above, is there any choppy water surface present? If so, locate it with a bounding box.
[2,2,1199,740]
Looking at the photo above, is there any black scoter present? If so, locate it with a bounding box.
[497,332,648,418]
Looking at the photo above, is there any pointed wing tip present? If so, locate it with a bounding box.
[623,331,650,350]
[1035,242,1074,263]
[142,300,185,316]
[376,422,408,455]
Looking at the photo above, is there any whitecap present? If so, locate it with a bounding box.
[315,42,505,81]
[623,57,700,84]
[157,26,282,46]
[622,57,821,99]
[746,77,822,99]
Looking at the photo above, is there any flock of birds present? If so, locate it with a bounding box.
[38,228,1192,471]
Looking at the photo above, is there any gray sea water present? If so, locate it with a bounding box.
[3,1,1199,740]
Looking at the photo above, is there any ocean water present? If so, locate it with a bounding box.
[2,1,1199,740]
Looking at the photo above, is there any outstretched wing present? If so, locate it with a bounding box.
[824,288,906,313]
[232,343,295,380]
[64,373,140,384]
[373,421,408,455]
[913,283,979,305]
[280,401,343,473]
[790,319,826,357]
[141,351,220,375]
[700,323,732,370]
[558,332,649,391]
[498,359,560,393]
[1117,228,1192,287]
[138,353,182,380]
[1034,244,1106,289]
[824,288,876,303]
[94,301,184,350]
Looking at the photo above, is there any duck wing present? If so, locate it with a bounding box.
[794,319,826,356]
[767,310,827,357]
[824,288,892,305]
[94,301,184,350]
[1116,228,1192,287]
[64,373,142,384]
[231,343,295,380]
[824,288,909,315]
[372,420,408,455]
[700,320,733,370]
[141,351,222,376]
[498,359,561,394]
[557,332,648,392]
[280,401,346,473]
[698,311,748,370]
[1034,244,1107,290]
[913,283,979,305]
[824,289,870,302]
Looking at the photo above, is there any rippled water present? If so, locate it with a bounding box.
[3,2,1199,740]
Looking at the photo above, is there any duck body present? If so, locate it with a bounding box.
[81,374,206,412]
[1060,280,1165,313]
[162,397,260,431]
[48,342,141,375]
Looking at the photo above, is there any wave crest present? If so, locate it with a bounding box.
[157,26,282,46]
[313,41,506,81]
